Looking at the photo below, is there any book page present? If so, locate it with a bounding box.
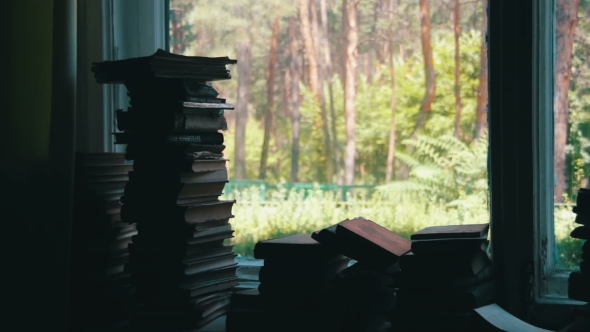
[474,304,554,332]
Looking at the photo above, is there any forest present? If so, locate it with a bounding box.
[169,0,590,264]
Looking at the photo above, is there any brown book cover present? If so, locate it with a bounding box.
[411,223,490,241]
[335,218,411,266]
[253,234,339,260]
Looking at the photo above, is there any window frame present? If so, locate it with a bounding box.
[76,0,166,153]
[79,0,587,328]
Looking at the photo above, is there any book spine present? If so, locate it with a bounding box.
[185,97,226,103]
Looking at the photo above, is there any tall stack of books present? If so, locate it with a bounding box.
[313,217,410,331]
[564,188,590,331]
[92,49,239,330]
[226,234,349,332]
[71,153,137,330]
[392,223,495,331]
[569,188,590,302]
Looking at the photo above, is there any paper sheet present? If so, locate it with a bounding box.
[474,304,554,332]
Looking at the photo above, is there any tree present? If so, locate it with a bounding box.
[475,0,488,139]
[453,0,462,139]
[289,16,302,182]
[413,0,436,135]
[300,0,333,181]
[259,16,281,179]
[235,40,252,179]
[555,0,581,202]
[386,0,397,182]
[343,0,359,185]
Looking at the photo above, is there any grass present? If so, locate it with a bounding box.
[223,186,583,269]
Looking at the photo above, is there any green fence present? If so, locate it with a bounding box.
[223,180,375,202]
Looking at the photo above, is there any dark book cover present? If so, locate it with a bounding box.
[393,263,494,290]
[399,250,490,278]
[411,236,489,255]
[335,218,411,267]
[113,131,224,145]
[253,234,339,260]
[120,199,235,225]
[395,279,497,311]
[411,223,489,240]
[258,257,349,283]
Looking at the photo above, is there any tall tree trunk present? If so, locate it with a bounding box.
[300,0,332,181]
[259,16,280,180]
[311,0,333,181]
[413,0,436,135]
[235,41,252,179]
[453,0,463,139]
[339,0,349,85]
[343,0,359,185]
[554,0,580,202]
[320,0,342,183]
[289,16,302,183]
[475,0,488,139]
[386,0,397,183]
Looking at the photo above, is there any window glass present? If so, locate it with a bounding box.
[169,0,489,257]
[554,0,590,270]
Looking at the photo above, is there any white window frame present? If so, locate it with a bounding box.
[76,0,166,153]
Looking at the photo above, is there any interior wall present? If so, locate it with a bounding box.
[1,1,76,330]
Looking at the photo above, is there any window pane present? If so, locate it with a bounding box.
[554,0,589,270]
[169,0,489,257]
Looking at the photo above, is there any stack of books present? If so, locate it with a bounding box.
[71,153,138,329]
[569,188,590,302]
[392,223,495,331]
[313,217,410,331]
[92,49,239,330]
[226,234,349,332]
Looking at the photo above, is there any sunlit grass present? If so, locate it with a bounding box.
[224,187,583,269]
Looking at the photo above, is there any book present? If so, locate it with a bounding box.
[123,180,226,202]
[396,279,497,311]
[410,223,489,240]
[92,49,237,83]
[131,264,238,288]
[131,228,234,247]
[127,92,227,104]
[75,165,133,177]
[571,226,590,240]
[568,271,590,302]
[131,304,230,330]
[113,132,224,145]
[120,200,235,225]
[125,143,226,159]
[262,254,349,269]
[253,234,339,260]
[335,218,411,266]
[136,217,230,234]
[392,263,494,290]
[128,169,227,184]
[124,78,220,100]
[131,245,234,265]
[116,109,228,132]
[391,309,475,331]
[131,158,227,173]
[258,258,350,283]
[138,277,240,303]
[125,253,237,277]
[128,239,227,256]
[257,280,332,297]
[120,194,220,206]
[230,288,320,312]
[410,236,489,255]
[75,152,131,167]
[399,250,490,278]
